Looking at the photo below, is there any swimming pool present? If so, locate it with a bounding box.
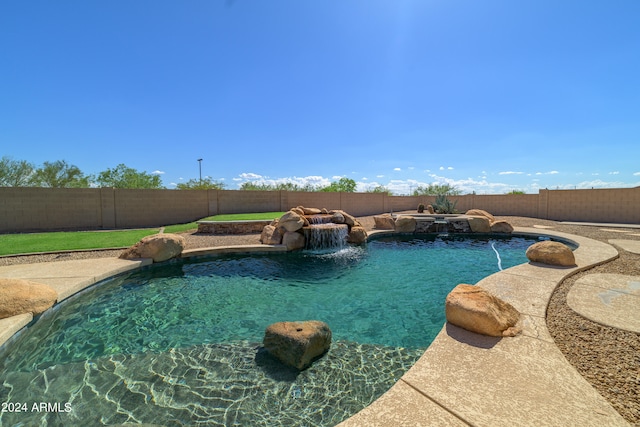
[0,234,549,426]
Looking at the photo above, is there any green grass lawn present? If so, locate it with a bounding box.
[0,229,159,256]
[0,212,286,256]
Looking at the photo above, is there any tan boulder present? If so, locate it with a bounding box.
[466,209,495,222]
[260,225,283,245]
[490,220,514,233]
[340,211,357,227]
[394,216,416,233]
[120,233,185,262]
[347,226,367,244]
[467,216,491,233]
[291,207,305,216]
[279,211,305,232]
[301,207,322,215]
[374,215,395,230]
[0,279,58,319]
[263,320,332,370]
[526,241,576,267]
[427,205,435,214]
[282,231,306,250]
[445,284,521,337]
[330,211,345,224]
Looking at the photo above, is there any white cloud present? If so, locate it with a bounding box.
[634,172,640,176]
[393,167,401,171]
[331,175,344,180]
[151,170,165,175]
[499,171,524,175]
[609,171,620,175]
[535,171,559,175]
[239,172,263,180]
[439,166,454,171]
[376,175,385,178]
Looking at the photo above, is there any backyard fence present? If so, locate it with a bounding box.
[0,186,638,232]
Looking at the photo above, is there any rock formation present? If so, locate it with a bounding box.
[0,278,58,319]
[260,207,367,250]
[120,233,186,262]
[445,284,521,337]
[373,214,395,230]
[263,320,332,370]
[526,241,576,267]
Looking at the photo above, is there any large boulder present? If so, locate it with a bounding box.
[467,216,491,233]
[282,231,306,250]
[300,206,322,215]
[278,211,305,232]
[394,216,416,233]
[526,241,576,267]
[373,215,395,230]
[445,284,521,337]
[330,210,356,227]
[330,211,345,224]
[0,279,58,319]
[263,320,332,370]
[260,225,283,245]
[347,226,367,244]
[120,233,185,262]
[466,209,495,222]
[490,220,514,233]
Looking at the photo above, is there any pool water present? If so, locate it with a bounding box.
[0,234,545,426]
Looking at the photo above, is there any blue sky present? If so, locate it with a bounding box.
[2,0,639,194]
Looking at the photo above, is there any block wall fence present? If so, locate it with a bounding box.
[0,186,638,233]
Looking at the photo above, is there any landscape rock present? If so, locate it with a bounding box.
[301,207,322,215]
[120,233,185,262]
[526,241,576,267]
[445,284,521,337]
[337,210,357,227]
[282,231,306,250]
[468,216,491,233]
[0,278,58,319]
[394,216,416,233]
[466,209,495,222]
[330,212,345,224]
[347,226,367,244]
[260,225,283,245]
[427,205,435,214]
[373,215,395,230]
[490,220,514,233]
[263,320,332,370]
[278,211,305,232]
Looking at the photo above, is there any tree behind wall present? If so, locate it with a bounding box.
[0,156,36,187]
[95,164,164,189]
[32,160,89,188]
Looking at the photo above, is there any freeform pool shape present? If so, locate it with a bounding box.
[0,234,552,426]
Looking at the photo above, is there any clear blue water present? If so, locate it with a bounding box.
[0,234,549,426]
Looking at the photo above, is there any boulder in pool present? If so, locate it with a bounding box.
[263,320,332,370]
[526,241,576,267]
[0,278,58,319]
[120,233,185,262]
[445,284,521,337]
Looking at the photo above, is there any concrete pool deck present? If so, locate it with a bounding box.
[0,229,635,426]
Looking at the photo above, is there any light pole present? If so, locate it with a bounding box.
[197,158,203,186]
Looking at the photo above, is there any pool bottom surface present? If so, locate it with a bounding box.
[0,234,546,426]
[1,340,424,427]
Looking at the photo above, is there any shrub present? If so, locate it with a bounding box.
[417,203,425,213]
[432,195,458,214]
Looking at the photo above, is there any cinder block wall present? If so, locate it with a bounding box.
[544,187,640,223]
[1,187,639,232]
[113,189,209,228]
[0,187,102,231]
